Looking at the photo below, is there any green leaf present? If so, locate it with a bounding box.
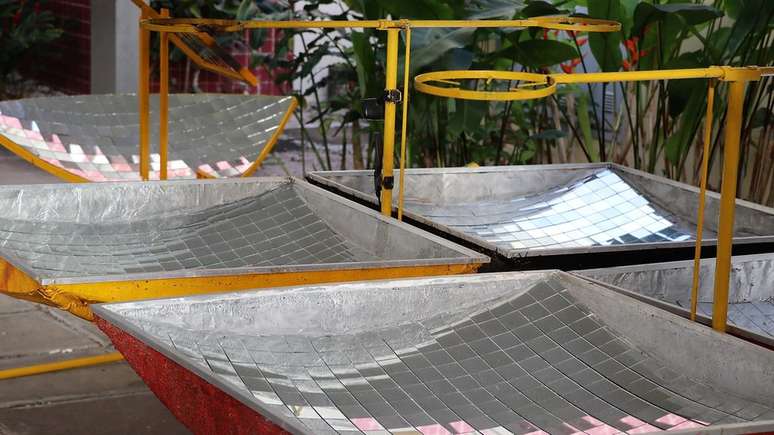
[665,52,706,118]
[576,92,595,160]
[520,1,560,17]
[467,0,525,19]
[235,0,257,20]
[351,31,377,99]
[531,129,567,141]
[492,39,578,69]
[633,3,723,36]
[448,100,488,138]
[588,0,623,72]
[410,27,476,75]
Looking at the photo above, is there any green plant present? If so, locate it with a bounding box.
[174,0,773,206]
[0,0,62,95]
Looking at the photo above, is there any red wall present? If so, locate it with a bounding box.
[41,0,91,94]
[36,1,288,96]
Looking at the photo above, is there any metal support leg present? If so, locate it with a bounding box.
[138,9,150,181]
[712,80,746,332]
[159,8,170,180]
[380,29,400,216]
[690,80,715,321]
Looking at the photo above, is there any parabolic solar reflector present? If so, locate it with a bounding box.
[308,163,774,268]
[0,178,486,319]
[578,253,774,347]
[0,93,296,181]
[93,272,774,435]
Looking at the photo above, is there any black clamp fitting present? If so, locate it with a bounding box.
[382,176,394,190]
[361,89,403,121]
[382,89,402,104]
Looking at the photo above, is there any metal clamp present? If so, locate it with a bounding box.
[383,89,402,104]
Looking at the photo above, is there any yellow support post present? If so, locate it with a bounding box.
[712,80,746,332]
[398,26,412,221]
[690,80,715,321]
[138,9,151,181]
[159,8,170,180]
[380,28,400,216]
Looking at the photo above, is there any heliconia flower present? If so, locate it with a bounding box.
[560,58,582,74]
[622,59,631,71]
[542,29,549,40]
[12,10,22,25]
[576,37,588,46]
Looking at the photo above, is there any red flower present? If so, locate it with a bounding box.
[576,37,588,46]
[560,58,582,74]
[622,37,641,70]
[12,10,22,25]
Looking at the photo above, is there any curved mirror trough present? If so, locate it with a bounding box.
[577,253,774,347]
[308,163,774,268]
[0,178,486,319]
[93,271,774,435]
[0,94,296,181]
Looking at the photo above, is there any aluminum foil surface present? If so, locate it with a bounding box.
[308,164,774,259]
[578,253,774,341]
[94,272,774,435]
[0,178,484,285]
[0,94,295,180]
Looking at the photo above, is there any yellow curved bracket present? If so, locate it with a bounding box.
[415,70,557,101]
[0,135,89,183]
[241,96,299,177]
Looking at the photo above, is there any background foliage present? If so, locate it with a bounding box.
[249,0,773,205]
[0,0,63,98]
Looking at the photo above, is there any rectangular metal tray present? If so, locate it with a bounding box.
[577,252,774,347]
[94,271,774,435]
[0,178,487,318]
[308,163,774,269]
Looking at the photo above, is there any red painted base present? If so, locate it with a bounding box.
[96,317,289,435]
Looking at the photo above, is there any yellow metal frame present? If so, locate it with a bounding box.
[0,256,480,321]
[129,0,257,86]
[2,14,610,380]
[0,135,89,183]
[194,96,300,180]
[0,352,124,380]
[140,16,618,213]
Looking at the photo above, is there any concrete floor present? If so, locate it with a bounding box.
[0,150,190,435]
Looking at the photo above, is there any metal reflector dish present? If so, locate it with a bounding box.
[0,178,486,319]
[0,94,296,181]
[308,163,774,268]
[93,271,774,434]
[577,253,774,347]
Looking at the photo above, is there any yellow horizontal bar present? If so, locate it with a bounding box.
[141,16,620,33]
[0,352,124,380]
[550,68,725,84]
